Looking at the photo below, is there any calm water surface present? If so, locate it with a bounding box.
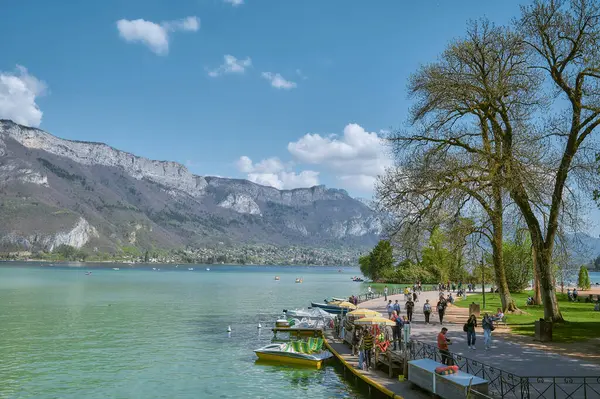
[0,263,373,399]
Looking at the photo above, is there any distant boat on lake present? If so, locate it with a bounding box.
[112,267,120,271]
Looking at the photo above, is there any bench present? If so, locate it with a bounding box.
[408,359,489,399]
[493,316,507,328]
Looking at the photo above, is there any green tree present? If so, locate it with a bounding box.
[359,240,395,281]
[502,233,534,293]
[54,244,77,260]
[578,266,591,290]
[420,228,454,283]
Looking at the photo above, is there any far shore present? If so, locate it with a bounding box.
[0,259,358,268]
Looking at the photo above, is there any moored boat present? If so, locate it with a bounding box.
[254,339,332,369]
[310,301,356,314]
[295,278,303,283]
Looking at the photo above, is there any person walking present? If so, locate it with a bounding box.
[363,329,374,369]
[393,299,401,316]
[437,327,452,365]
[423,299,432,324]
[465,314,477,350]
[437,296,447,325]
[392,311,403,350]
[386,300,394,319]
[482,313,494,350]
[384,285,388,301]
[405,297,415,322]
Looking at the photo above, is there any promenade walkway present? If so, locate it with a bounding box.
[358,290,600,377]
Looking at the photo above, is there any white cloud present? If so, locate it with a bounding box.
[224,0,244,6]
[116,16,200,55]
[287,124,392,191]
[208,55,252,77]
[261,72,297,90]
[0,65,47,127]
[235,156,319,189]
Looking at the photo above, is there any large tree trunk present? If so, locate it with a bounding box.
[491,217,517,312]
[536,246,563,322]
[490,181,517,312]
[532,246,542,304]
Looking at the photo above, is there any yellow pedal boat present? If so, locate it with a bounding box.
[254,341,332,369]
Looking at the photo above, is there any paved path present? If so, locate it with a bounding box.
[359,290,600,377]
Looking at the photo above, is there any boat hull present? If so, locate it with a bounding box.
[255,352,323,368]
[310,303,350,315]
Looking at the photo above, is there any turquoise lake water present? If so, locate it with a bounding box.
[0,263,376,399]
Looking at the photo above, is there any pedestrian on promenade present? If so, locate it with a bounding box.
[386,300,394,319]
[413,291,418,302]
[482,313,494,350]
[393,299,401,316]
[465,314,477,350]
[392,311,402,351]
[405,297,415,322]
[352,326,362,356]
[423,299,432,324]
[402,316,411,348]
[384,285,388,301]
[363,329,374,369]
[437,327,452,365]
[437,296,447,325]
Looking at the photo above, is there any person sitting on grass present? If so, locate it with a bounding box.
[526,296,534,306]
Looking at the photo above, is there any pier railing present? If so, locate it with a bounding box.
[355,286,435,303]
[407,340,600,399]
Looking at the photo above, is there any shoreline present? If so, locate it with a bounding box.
[0,260,359,268]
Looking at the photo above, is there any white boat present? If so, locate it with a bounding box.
[188,268,194,271]
[284,307,334,320]
[206,268,210,271]
[112,268,120,271]
[254,340,332,369]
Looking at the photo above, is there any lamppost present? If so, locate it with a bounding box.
[481,255,486,310]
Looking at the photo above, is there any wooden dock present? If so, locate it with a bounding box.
[323,334,430,399]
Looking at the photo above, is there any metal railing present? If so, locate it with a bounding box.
[407,340,600,399]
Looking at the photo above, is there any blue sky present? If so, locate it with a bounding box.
[1,0,529,196]
[2,0,600,237]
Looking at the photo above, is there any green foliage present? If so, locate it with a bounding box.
[384,259,436,283]
[502,234,533,292]
[578,265,591,290]
[420,227,454,282]
[52,244,88,261]
[469,262,495,285]
[359,240,394,281]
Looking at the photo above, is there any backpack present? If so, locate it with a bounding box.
[424,303,431,313]
[437,303,445,312]
[463,323,468,332]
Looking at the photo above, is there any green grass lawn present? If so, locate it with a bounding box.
[455,291,600,343]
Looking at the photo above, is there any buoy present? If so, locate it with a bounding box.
[227,325,232,332]
[258,323,262,329]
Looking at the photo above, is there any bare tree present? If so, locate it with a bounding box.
[378,21,532,311]
[502,0,600,321]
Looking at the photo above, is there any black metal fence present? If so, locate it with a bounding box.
[408,340,600,399]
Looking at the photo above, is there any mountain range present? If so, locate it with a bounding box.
[0,120,381,257]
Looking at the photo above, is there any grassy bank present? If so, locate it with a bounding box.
[455,291,600,343]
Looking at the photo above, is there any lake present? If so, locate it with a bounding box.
[0,263,371,399]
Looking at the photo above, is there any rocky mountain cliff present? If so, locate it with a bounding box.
[0,120,381,254]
